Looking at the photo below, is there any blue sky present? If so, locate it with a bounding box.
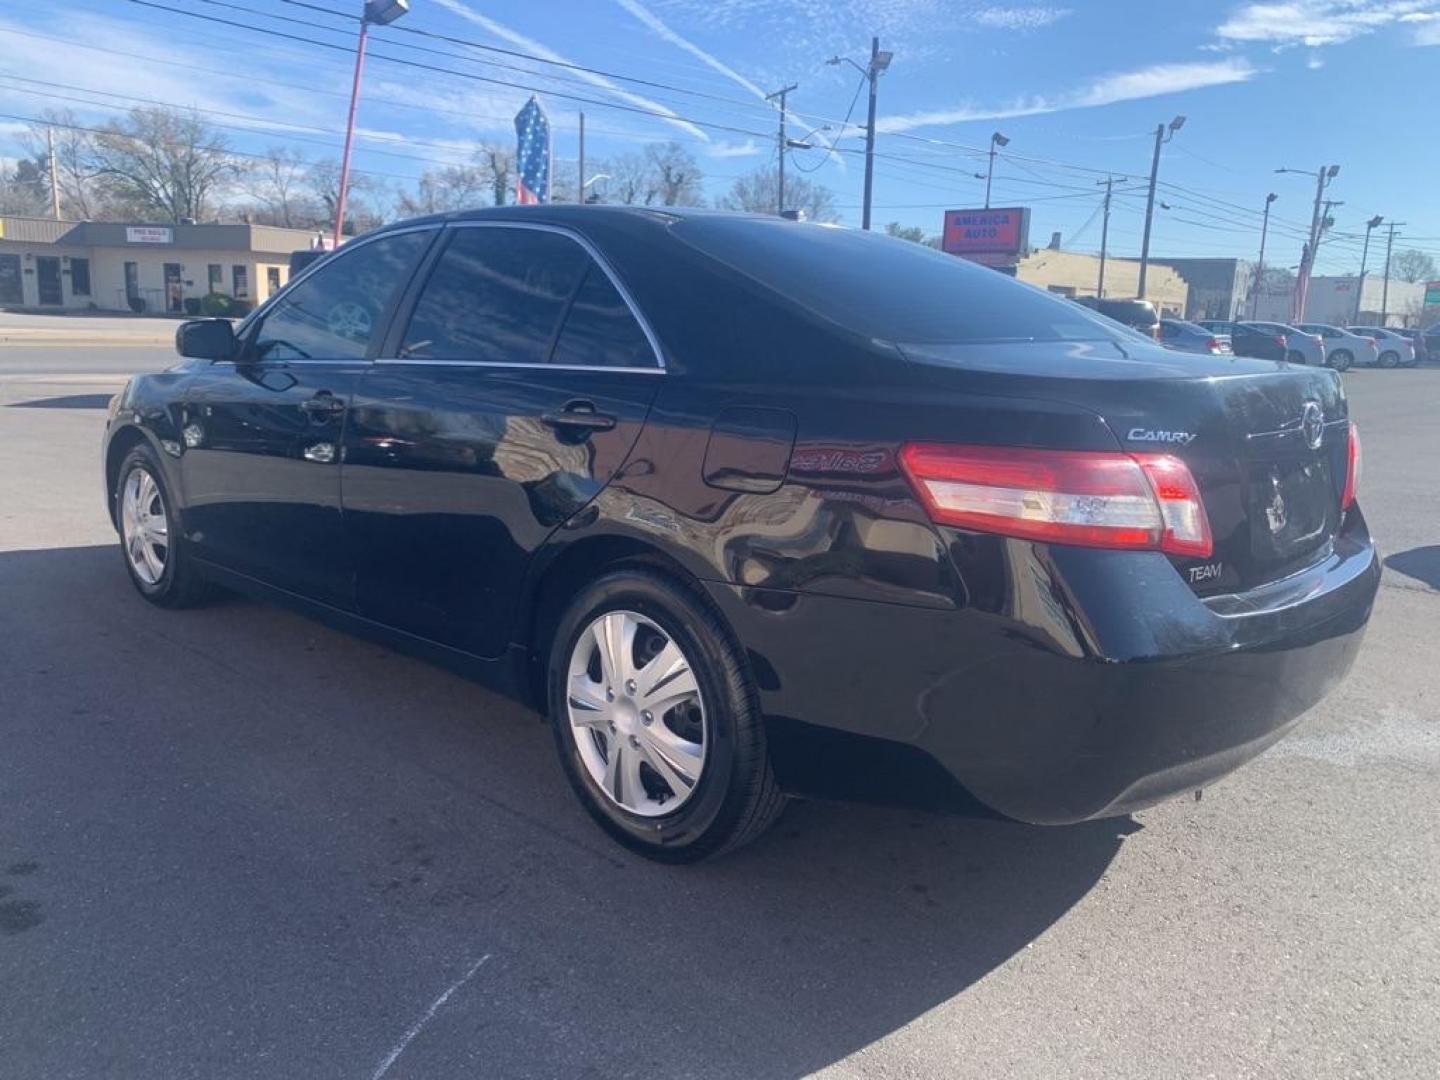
[2,0,1438,274]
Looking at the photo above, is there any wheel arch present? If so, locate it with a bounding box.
[105,424,157,528]
[516,532,723,710]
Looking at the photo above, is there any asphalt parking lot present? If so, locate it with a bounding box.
[1,339,1437,1079]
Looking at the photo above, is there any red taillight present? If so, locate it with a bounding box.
[899,443,1213,558]
[1342,422,1361,511]
[1206,337,1222,352]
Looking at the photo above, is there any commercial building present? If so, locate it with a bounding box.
[0,216,321,314]
[1013,248,1190,316]
[1252,275,1427,327]
[1149,258,1254,321]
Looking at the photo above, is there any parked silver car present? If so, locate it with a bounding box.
[1295,323,1378,371]
[1160,318,1234,355]
[1350,326,1418,367]
[1245,321,1326,366]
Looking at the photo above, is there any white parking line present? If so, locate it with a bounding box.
[370,954,492,1080]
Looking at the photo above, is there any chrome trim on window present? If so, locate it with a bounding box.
[440,219,667,371]
[372,357,663,375]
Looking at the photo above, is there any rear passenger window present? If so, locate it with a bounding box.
[552,267,656,369]
[251,230,430,361]
[401,228,588,363]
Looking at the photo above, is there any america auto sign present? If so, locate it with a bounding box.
[941,207,1031,257]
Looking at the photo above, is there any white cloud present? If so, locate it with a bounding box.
[1410,12,1440,41]
[430,0,709,142]
[1215,1,1437,48]
[974,6,1072,29]
[609,0,768,98]
[707,139,763,158]
[876,58,1258,131]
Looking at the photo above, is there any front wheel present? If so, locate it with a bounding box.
[115,445,214,608]
[1329,349,1353,372]
[547,568,784,862]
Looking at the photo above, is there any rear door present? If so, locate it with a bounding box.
[341,223,662,658]
[180,228,434,607]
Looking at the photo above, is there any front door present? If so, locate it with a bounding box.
[342,223,662,658]
[180,228,434,607]
[36,256,62,305]
[0,254,21,305]
[164,262,183,313]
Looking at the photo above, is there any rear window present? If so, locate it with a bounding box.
[671,217,1122,345]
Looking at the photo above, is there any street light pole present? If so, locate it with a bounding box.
[577,111,585,204]
[1381,221,1405,326]
[1277,163,1339,322]
[984,131,1009,210]
[827,41,891,230]
[1096,176,1115,297]
[334,0,409,247]
[1137,115,1185,300]
[1251,192,1277,319]
[1355,214,1383,324]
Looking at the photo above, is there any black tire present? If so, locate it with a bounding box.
[1330,349,1353,372]
[114,444,215,609]
[1378,350,1400,368]
[546,567,785,863]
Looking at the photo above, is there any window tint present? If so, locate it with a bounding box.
[673,216,1125,345]
[401,227,589,363]
[253,230,430,361]
[552,266,656,368]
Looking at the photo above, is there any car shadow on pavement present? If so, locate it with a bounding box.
[1,543,1128,1079]
[1385,546,1440,590]
[6,394,114,410]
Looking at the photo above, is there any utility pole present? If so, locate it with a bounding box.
[577,111,585,203]
[1381,222,1405,325]
[1137,115,1185,300]
[985,131,1009,210]
[1355,214,1383,324]
[46,126,60,220]
[827,40,892,230]
[1252,192,1277,319]
[1280,163,1339,322]
[1096,176,1115,297]
[767,83,798,217]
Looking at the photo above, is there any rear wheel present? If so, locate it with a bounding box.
[547,567,784,862]
[1378,350,1400,368]
[1329,349,1353,372]
[115,445,214,608]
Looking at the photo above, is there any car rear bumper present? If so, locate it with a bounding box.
[702,511,1379,824]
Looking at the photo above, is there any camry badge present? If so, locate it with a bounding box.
[1301,401,1324,450]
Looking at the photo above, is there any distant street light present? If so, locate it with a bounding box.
[1251,192,1278,319]
[827,39,893,230]
[984,131,1009,209]
[333,0,410,246]
[1355,214,1384,323]
[1137,115,1185,299]
[1276,163,1341,320]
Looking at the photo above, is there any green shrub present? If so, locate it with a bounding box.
[200,292,233,316]
[183,297,202,316]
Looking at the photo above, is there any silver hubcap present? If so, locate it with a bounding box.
[566,610,707,817]
[120,468,168,586]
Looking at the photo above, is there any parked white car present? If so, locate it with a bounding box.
[1349,326,1418,367]
[1295,323,1379,371]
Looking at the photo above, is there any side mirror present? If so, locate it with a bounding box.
[175,318,236,361]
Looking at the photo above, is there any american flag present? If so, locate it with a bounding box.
[514,96,550,205]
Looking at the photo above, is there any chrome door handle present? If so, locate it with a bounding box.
[300,394,345,416]
[541,403,616,433]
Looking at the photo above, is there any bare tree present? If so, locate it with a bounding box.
[88,107,241,221]
[396,163,489,216]
[246,147,321,228]
[1391,248,1437,284]
[601,151,652,205]
[22,110,103,219]
[715,167,838,222]
[644,142,703,207]
[476,143,515,207]
[308,158,386,234]
[0,156,49,216]
[885,222,926,243]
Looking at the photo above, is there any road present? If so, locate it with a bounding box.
[1,339,1437,1079]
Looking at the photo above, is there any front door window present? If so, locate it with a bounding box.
[36,256,62,305]
[164,263,183,313]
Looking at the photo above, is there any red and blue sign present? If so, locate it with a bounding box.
[941,207,1030,257]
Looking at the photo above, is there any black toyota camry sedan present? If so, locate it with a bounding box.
[102,206,1378,861]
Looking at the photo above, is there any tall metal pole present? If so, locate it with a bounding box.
[577,111,585,203]
[767,83,797,217]
[1137,123,1165,300]
[1096,177,1113,297]
[46,126,60,220]
[861,37,879,231]
[1355,217,1381,324]
[1381,222,1402,325]
[1252,194,1275,319]
[1294,168,1327,322]
[985,141,997,210]
[333,16,370,246]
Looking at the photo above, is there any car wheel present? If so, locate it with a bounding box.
[115,445,214,608]
[1378,350,1400,368]
[1330,349,1353,372]
[547,567,785,862]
